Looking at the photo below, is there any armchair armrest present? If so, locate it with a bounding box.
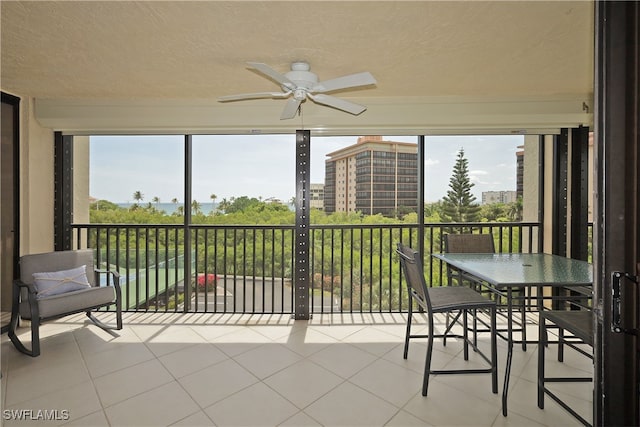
[95,269,122,288]
[12,279,40,325]
[93,269,122,328]
[14,279,37,294]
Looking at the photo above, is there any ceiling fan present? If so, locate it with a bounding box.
[218,62,377,120]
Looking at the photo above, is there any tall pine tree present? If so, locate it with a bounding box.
[442,148,481,222]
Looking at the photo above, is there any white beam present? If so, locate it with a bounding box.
[35,95,593,136]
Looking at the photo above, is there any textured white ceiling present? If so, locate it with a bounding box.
[1,1,594,99]
[0,1,594,133]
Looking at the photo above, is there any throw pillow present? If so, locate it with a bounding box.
[32,265,91,299]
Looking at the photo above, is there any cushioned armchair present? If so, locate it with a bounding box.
[8,249,122,357]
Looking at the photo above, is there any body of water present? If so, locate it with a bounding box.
[117,202,217,215]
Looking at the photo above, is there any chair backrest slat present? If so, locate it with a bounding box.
[444,233,495,254]
[396,243,431,310]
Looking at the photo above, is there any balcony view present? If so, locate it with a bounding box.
[78,134,535,316]
[4,1,637,425]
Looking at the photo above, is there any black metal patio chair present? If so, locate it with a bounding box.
[444,233,529,350]
[396,242,498,396]
[538,310,593,427]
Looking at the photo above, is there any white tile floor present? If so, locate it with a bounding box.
[1,312,592,426]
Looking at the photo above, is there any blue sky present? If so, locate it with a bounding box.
[90,134,523,204]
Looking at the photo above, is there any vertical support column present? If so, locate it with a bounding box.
[552,129,569,257]
[1,93,21,323]
[570,126,590,261]
[183,135,192,312]
[54,132,73,251]
[294,130,310,320]
[537,136,545,251]
[417,135,425,257]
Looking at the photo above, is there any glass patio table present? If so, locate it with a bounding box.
[432,252,593,416]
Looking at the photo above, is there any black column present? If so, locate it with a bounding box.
[552,129,569,257]
[294,130,310,320]
[570,126,590,261]
[183,135,192,312]
[417,136,425,258]
[54,132,73,251]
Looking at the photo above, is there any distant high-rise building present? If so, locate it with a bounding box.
[482,190,518,205]
[516,147,524,199]
[310,183,324,210]
[324,136,418,216]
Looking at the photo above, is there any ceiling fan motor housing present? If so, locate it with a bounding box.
[285,62,318,91]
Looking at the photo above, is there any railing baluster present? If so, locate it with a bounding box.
[340,228,345,313]
[350,227,354,313]
[166,228,170,313]
[330,228,335,314]
[144,227,150,310]
[213,228,218,312]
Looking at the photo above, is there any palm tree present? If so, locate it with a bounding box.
[150,196,160,212]
[191,200,202,215]
[508,196,523,221]
[131,190,144,211]
[210,194,217,215]
[132,190,144,205]
[171,198,181,216]
[217,198,229,214]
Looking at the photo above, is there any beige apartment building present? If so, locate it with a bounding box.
[309,183,324,210]
[482,190,518,205]
[324,136,418,216]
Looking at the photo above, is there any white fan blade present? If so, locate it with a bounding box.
[218,91,291,102]
[281,98,302,120]
[311,72,376,93]
[308,93,367,115]
[247,62,296,90]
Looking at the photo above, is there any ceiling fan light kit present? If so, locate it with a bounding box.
[218,61,377,120]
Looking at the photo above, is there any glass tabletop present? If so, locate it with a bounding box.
[432,253,593,287]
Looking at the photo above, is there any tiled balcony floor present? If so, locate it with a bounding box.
[1,312,592,426]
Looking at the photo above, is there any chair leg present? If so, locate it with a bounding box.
[404,301,413,359]
[463,310,469,360]
[521,287,528,351]
[113,281,123,330]
[8,282,40,357]
[490,306,498,394]
[472,308,478,349]
[537,315,547,409]
[86,311,122,331]
[444,312,449,347]
[8,312,40,357]
[115,299,123,330]
[558,328,565,362]
[423,319,435,396]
